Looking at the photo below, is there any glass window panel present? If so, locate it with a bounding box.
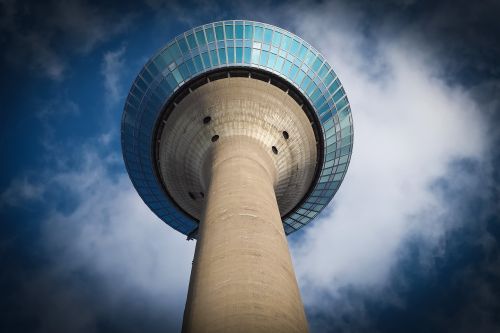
[314,96,326,109]
[305,50,315,66]
[186,33,197,49]
[337,163,347,173]
[300,75,311,90]
[339,106,350,120]
[169,42,182,60]
[260,50,269,66]
[290,39,300,56]
[298,45,308,60]
[324,118,334,131]
[254,26,263,41]
[195,30,206,46]
[318,63,329,78]
[282,35,292,51]
[146,62,159,77]
[201,52,211,67]
[178,37,189,54]
[274,56,285,71]
[160,79,172,95]
[165,73,177,89]
[263,28,273,43]
[219,48,227,64]
[324,160,335,169]
[193,55,203,70]
[342,126,352,136]
[210,49,219,65]
[290,64,299,79]
[185,58,196,74]
[272,31,282,47]
[235,24,243,38]
[282,59,292,75]
[294,69,306,85]
[244,25,253,39]
[306,82,317,95]
[307,211,316,218]
[215,25,224,40]
[322,111,333,122]
[311,84,321,102]
[205,27,215,42]
[324,72,335,87]
[268,53,277,68]
[328,79,341,94]
[227,47,235,63]
[251,49,260,64]
[224,23,234,39]
[325,128,335,138]
[324,153,334,163]
[313,57,322,71]
[141,69,153,84]
[340,113,351,128]
[336,96,348,110]
[160,49,173,66]
[236,47,243,62]
[244,47,252,63]
[136,77,147,92]
[153,54,167,69]
[333,87,345,102]
[178,63,189,78]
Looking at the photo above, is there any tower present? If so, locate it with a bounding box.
[121,21,353,333]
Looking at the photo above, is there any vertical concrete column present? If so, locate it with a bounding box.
[182,136,309,333]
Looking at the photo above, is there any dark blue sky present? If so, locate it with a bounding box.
[1,1,499,332]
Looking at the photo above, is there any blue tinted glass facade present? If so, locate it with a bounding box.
[122,20,354,236]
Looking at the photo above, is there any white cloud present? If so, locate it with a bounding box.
[0,177,44,207]
[254,1,490,327]
[2,148,195,332]
[101,45,127,108]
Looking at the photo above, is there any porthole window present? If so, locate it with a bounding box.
[211,135,219,142]
[282,131,289,140]
[203,116,211,124]
[272,146,278,154]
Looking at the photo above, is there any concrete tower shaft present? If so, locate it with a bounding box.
[182,136,309,333]
[157,77,315,332]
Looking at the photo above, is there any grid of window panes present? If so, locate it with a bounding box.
[121,20,353,236]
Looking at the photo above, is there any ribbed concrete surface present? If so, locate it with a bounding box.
[182,136,309,333]
[158,77,317,219]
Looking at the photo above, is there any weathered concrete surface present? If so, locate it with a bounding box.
[182,136,309,333]
[158,77,317,220]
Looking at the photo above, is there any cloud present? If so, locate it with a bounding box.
[0,0,133,80]
[144,0,229,27]
[101,45,127,108]
[239,1,493,330]
[2,145,195,332]
[0,177,44,207]
[34,97,81,151]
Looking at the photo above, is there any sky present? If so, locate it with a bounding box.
[0,0,499,332]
